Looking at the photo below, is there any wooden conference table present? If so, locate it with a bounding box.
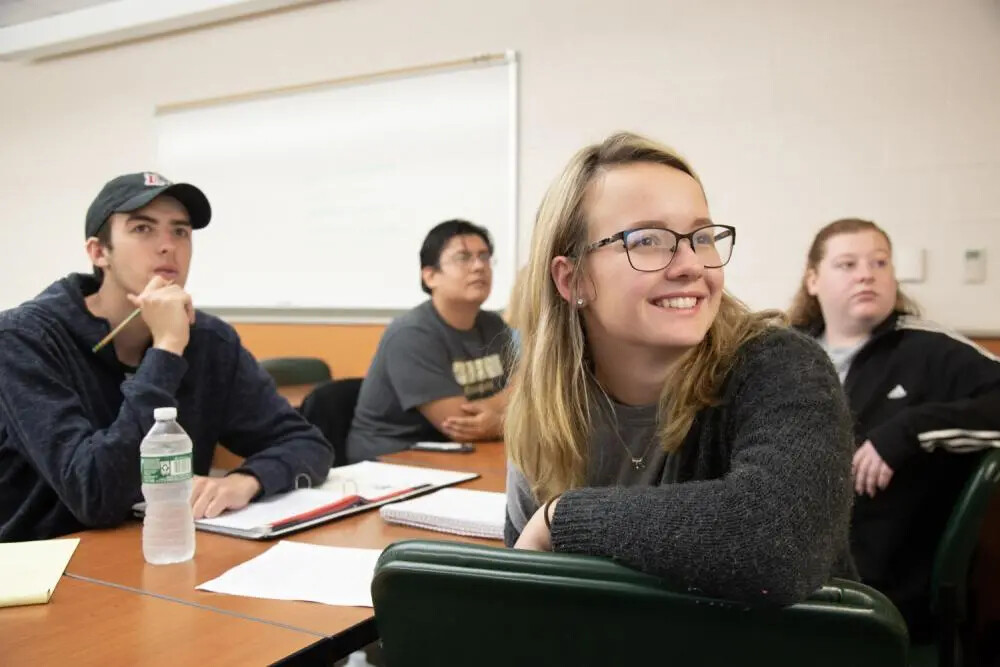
[2,443,507,665]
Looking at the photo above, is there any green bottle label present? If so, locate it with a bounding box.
[141,453,192,484]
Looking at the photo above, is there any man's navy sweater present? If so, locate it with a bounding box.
[0,274,333,541]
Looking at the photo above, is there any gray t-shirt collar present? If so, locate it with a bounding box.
[588,392,676,487]
[818,335,869,384]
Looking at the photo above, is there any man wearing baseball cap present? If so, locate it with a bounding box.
[0,172,333,541]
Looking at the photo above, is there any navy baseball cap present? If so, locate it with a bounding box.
[85,172,211,238]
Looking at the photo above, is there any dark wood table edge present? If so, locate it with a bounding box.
[271,618,378,666]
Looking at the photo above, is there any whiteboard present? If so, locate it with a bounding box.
[154,55,517,314]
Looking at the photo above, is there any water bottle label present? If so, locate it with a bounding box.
[141,454,192,484]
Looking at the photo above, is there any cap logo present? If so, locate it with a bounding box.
[143,172,171,187]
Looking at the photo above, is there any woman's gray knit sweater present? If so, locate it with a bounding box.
[509,327,857,606]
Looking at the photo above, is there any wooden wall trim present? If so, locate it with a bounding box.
[977,338,1000,355]
[232,321,1000,378]
[233,323,385,379]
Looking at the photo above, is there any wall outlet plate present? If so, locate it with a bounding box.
[964,248,987,284]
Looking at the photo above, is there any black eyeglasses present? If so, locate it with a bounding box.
[583,224,736,272]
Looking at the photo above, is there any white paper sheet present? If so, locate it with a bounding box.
[196,541,383,607]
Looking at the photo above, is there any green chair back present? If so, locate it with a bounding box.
[931,448,1000,614]
[372,540,909,667]
[918,448,1000,667]
[258,356,331,386]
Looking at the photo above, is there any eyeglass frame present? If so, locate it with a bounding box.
[582,223,737,272]
[438,250,496,270]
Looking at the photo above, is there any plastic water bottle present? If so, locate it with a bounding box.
[140,407,195,564]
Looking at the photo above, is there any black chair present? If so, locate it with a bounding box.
[299,378,363,468]
[259,357,332,386]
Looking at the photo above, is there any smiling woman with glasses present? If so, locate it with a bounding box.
[503,131,857,606]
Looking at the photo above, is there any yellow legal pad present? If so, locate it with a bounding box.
[0,538,80,607]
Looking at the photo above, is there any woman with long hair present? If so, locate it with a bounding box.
[790,217,1000,638]
[505,132,856,605]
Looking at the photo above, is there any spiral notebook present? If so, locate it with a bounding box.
[133,461,478,540]
[379,487,506,540]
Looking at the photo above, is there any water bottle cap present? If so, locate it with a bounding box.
[153,407,177,421]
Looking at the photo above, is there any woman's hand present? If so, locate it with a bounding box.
[852,440,894,497]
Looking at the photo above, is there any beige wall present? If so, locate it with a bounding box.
[1,0,999,332]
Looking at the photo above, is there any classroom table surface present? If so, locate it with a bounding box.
[0,576,324,666]
[59,442,507,644]
[380,439,506,473]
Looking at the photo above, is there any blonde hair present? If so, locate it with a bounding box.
[506,132,783,502]
[788,218,919,331]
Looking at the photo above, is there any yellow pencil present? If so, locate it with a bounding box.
[92,308,142,353]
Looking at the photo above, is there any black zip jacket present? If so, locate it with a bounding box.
[803,312,1000,639]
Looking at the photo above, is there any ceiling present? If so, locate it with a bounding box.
[0,0,109,28]
[0,0,331,60]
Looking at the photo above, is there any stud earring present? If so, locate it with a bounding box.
[576,298,585,307]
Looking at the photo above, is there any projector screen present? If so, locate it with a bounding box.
[154,55,518,316]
